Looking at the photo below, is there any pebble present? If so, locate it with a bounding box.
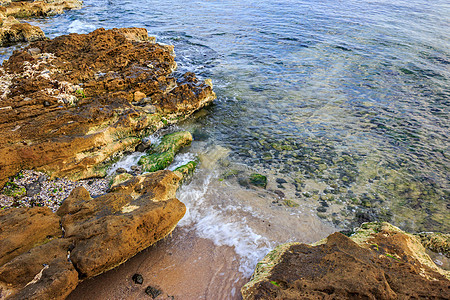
[0,170,109,212]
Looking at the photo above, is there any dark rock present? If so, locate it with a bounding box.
[275,178,287,184]
[43,100,50,107]
[135,139,153,152]
[24,180,41,197]
[238,177,250,188]
[115,167,127,174]
[132,273,144,285]
[145,285,162,299]
[319,200,329,207]
[273,190,285,199]
[316,206,327,213]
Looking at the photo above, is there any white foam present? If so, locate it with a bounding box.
[68,20,97,34]
[178,172,272,276]
[168,152,197,171]
[143,134,161,146]
[107,152,146,176]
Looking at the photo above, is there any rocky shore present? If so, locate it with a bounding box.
[0,25,215,299]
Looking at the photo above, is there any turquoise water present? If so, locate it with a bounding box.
[3,1,449,233]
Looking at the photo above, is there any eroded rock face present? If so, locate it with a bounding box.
[58,170,185,278]
[0,27,215,188]
[0,206,61,266]
[0,170,186,299]
[242,222,450,300]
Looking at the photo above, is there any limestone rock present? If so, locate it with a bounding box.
[0,170,187,298]
[0,0,82,19]
[6,257,78,300]
[242,222,450,299]
[0,239,77,299]
[0,27,215,188]
[0,16,45,46]
[57,170,185,278]
[0,207,61,266]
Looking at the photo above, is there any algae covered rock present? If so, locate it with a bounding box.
[138,131,193,172]
[416,232,449,258]
[249,173,267,188]
[173,160,198,180]
[242,222,450,300]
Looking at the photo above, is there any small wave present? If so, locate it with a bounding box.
[107,152,146,176]
[178,172,272,276]
[68,20,98,34]
[168,152,197,171]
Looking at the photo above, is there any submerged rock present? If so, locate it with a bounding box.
[249,173,267,188]
[0,27,215,188]
[242,222,450,299]
[0,170,186,299]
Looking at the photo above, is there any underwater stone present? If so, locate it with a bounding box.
[249,173,267,188]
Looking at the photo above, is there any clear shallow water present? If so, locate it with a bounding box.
[2,0,449,281]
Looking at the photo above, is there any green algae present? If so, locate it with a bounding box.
[174,160,198,181]
[249,173,267,188]
[138,131,193,172]
[2,182,26,198]
[283,199,299,207]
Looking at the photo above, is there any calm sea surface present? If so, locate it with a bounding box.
[2,0,449,280]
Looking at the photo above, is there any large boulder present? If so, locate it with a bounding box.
[242,222,450,299]
[0,27,215,188]
[0,170,186,299]
[57,170,185,278]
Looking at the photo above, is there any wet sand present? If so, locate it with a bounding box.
[68,227,248,300]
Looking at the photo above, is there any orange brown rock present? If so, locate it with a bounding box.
[0,170,186,299]
[242,223,450,299]
[0,27,215,188]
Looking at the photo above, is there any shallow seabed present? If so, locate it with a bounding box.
[1,0,449,298]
